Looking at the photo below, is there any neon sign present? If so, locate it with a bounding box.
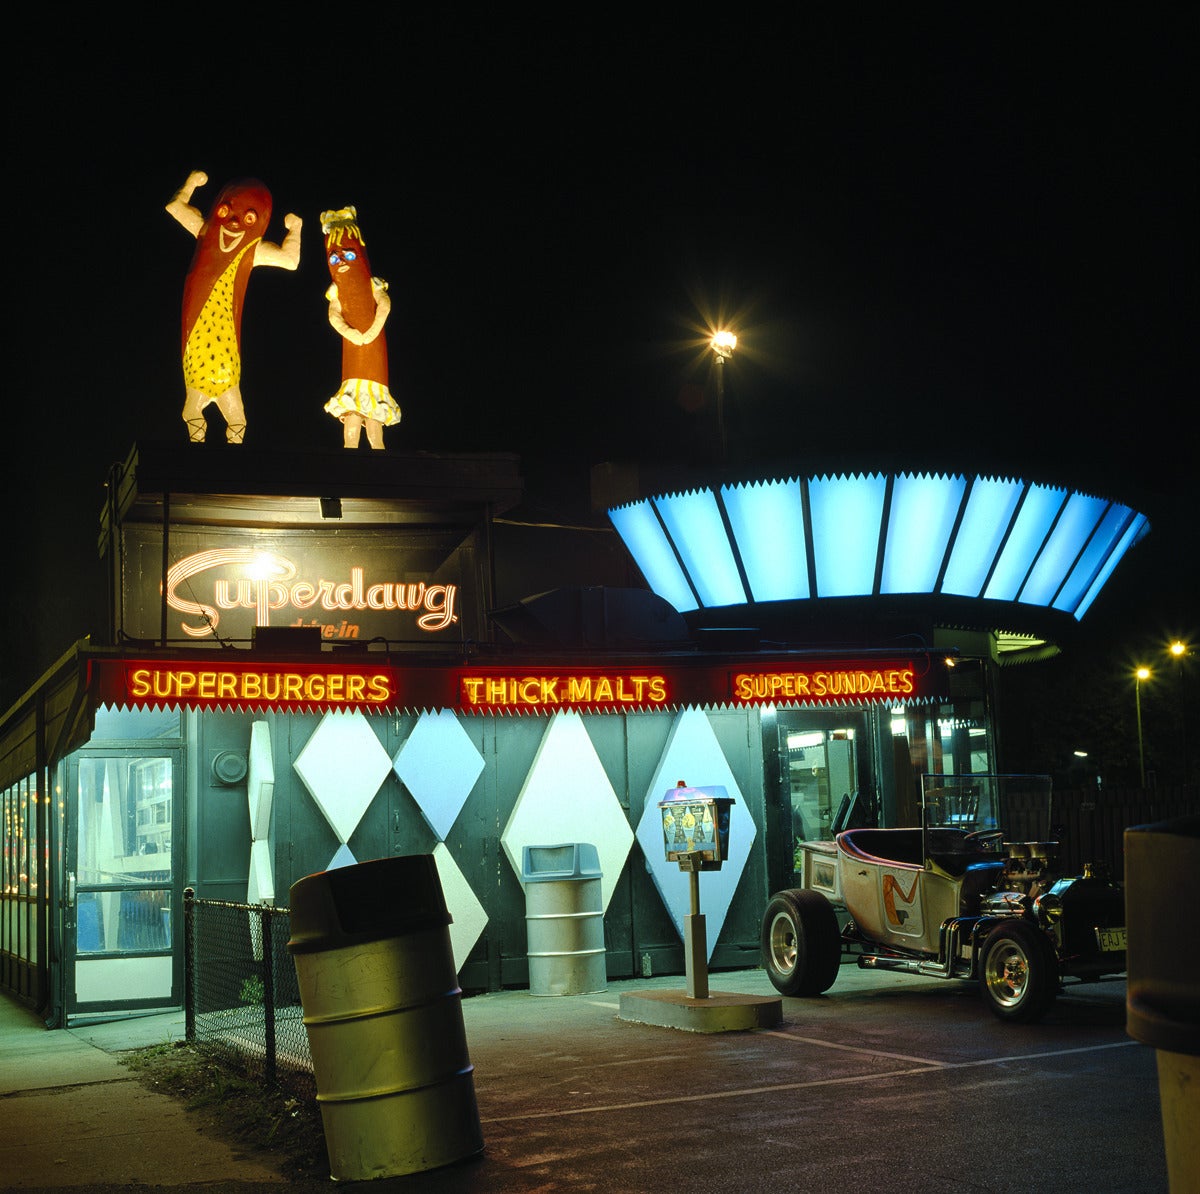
[165,549,458,639]
[124,664,396,708]
[732,666,916,702]
[460,672,670,710]
[91,655,937,716]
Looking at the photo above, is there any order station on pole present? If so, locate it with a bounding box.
[618,782,783,1032]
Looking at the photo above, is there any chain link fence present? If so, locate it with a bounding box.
[183,889,314,1095]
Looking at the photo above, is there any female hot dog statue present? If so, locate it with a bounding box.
[321,206,401,449]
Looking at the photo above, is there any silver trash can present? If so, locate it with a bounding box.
[522,843,606,996]
[288,855,483,1182]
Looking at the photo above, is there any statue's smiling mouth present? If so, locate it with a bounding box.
[219,227,246,253]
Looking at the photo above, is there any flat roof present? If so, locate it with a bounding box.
[98,441,525,546]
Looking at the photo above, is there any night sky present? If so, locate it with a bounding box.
[4,13,1196,712]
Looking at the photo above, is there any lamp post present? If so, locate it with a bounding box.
[1135,666,1150,788]
[710,330,737,465]
[1169,639,1190,784]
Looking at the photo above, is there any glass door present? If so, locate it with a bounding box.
[64,751,182,1019]
[775,709,873,867]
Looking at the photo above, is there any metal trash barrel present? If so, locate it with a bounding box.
[1125,816,1200,1194]
[522,843,606,996]
[287,855,483,1182]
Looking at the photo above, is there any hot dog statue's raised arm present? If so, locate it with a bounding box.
[166,171,302,443]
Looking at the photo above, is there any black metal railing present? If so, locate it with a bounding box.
[182,889,314,1093]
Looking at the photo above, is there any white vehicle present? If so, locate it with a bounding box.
[761,775,1127,1022]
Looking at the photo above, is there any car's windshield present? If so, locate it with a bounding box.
[920,774,1053,843]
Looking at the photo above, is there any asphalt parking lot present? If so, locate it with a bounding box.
[404,965,1165,1194]
[4,963,1167,1193]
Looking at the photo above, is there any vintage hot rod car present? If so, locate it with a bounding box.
[761,775,1127,1022]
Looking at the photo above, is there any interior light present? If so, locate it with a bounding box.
[787,731,825,750]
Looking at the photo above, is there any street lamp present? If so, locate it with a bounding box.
[1135,666,1150,788]
[710,330,737,465]
[1169,639,1190,783]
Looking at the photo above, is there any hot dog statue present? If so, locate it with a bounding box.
[166,171,302,443]
[321,207,401,449]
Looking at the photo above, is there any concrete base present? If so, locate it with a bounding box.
[617,988,783,1033]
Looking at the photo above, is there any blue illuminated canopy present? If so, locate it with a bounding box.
[608,472,1149,625]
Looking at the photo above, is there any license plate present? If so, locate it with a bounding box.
[1097,926,1127,952]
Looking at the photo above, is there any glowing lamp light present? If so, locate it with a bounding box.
[1135,666,1151,787]
[246,553,289,581]
[711,330,737,359]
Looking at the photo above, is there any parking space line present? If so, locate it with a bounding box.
[587,1054,689,1070]
[939,1039,1140,1069]
[763,1030,946,1067]
[481,1067,937,1122]
[479,1039,1141,1124]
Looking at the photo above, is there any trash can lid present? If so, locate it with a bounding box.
[1125,814,1200,839]
[522,843,602,882]
[287,855,452,954]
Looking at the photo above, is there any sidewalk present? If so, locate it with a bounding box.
[0,993,289,1191]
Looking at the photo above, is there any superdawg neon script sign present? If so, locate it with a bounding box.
[165,549,458,639]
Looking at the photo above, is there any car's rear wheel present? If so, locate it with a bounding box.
[761,889,841,996]
[978,920,1058,1022]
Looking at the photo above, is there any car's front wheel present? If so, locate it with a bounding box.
[978,920,1058,1023]
[761,889,841,996]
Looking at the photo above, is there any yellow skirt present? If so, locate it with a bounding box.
[324,378,402,426]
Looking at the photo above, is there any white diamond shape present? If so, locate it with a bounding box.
[393,710,485,841]
[501,712,633,912]
[326,843,358,871]
[432,842,489,973]
[635,709,757,960]
[293,711,392,843]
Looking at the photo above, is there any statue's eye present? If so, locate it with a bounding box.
[344,250,357,262]
[243,209,258,227]
[329,253,341,266]
[216,203,231,219]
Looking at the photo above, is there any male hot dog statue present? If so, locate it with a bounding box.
[166,171,302,443]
